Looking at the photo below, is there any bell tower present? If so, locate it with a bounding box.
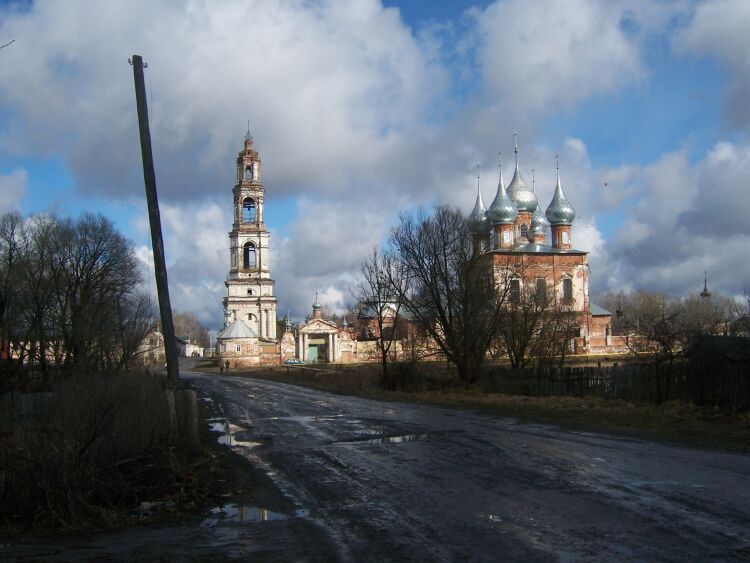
[223,129,278,340]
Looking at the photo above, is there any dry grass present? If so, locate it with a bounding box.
[0,372,210,532]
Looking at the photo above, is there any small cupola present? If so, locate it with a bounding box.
[506,133,538,213]
[312,292,323,319]
[530,205,549,244]
[487,157,518,250]
[545,165,576,226]
[546,158,576,250]
[468,183,491,235]
[487,159,518,225]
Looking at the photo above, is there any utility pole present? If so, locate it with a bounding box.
[131,54,180,384]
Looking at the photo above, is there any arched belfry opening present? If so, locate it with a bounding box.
[242,197,256,223]
[244,164,254,181]
[243,242,256,269]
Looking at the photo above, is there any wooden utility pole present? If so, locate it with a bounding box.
[131,54,180,384]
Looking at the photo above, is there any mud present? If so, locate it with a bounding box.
[5,368,750,561]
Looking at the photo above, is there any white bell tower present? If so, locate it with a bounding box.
[222,129,278,340]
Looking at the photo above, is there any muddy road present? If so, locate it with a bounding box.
[187,372,750,561]
[6,370,750,561]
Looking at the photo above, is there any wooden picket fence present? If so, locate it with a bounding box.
[481,362,750,408]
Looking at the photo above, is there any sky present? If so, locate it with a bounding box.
[1,0,750,329]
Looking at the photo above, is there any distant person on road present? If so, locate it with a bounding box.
[225,360,230,372]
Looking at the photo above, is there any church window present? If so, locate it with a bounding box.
[562,277,573,303]
[247,289,253,295]
[236,344,241,352]
[243,242,256,269]
[535,278,547,304]
[242,198,256,223]
[245,164,254,180]
[510,279,521,304]
[502,230,510,244]
[562,231,569,245]
[520,224,528,240]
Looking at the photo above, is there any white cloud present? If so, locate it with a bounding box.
[0,168,27,212]
[0,0,443,202]
[674,0,750,126]
[3,0,747,327]
[473,0,642,114]
[601,140,750,296]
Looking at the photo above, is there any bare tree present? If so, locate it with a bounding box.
[352,246,407,388]
[0,212,155,386]
[172,311,210,348]
[0,213,28,378]
[730,287,750,336]
[493,277,578,369]
[389,207,509,386]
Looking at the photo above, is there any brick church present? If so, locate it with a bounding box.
[467,136,613,351]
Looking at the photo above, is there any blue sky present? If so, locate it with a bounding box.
[2,0,750,327]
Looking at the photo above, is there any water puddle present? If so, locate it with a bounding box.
[200,504,305,527]
[266,414,343,423]
[208,420,262,448]
[333,432,431,445]
[364,433,429,444]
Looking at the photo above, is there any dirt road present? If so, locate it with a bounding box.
[187,372,750,561]
[6,370,749,561]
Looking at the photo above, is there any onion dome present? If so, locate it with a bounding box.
[312,292,321,311]
[487,163,518,225]
[468,184,491,234]
[545,168,576,225]
[507,139,538,212]
[530,205,549,235]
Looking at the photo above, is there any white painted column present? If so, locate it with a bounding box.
[333,333,339,362]
[327,334,333,362]
[302,334,308,361]
[297,334,303,360]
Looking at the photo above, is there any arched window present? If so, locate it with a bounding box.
[520,223,528,240]
[243,242,256,269]
[242,198,256,223]
[535,277,547,304]
[244,164,254,180]
[510,278,521,304]
[562,230,569,245]
[562,277,573,303]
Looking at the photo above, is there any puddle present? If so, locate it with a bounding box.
[200,504,301,527]
[208,420,262,448]
[267,415,343,423]
[361,433,430,444]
